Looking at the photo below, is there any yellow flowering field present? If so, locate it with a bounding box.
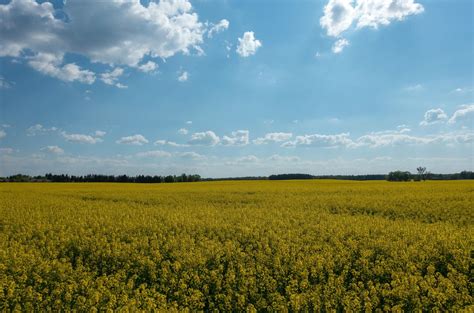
[0,180,473,311]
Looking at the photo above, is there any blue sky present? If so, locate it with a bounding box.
[0,0,472,177]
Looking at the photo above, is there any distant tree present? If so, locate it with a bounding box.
[268,174,315,180]
[164,175,175,183]
[459,171,474,179]
[387,171,412,182]
[416,166,427,181]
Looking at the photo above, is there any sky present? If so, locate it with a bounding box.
[0,0,473,177]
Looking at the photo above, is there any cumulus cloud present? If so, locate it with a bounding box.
[268,154,300,162]
[179,151,205,160]
[0,129,6,139]
[178,71,189,82]
[355,0,424,29]
[281,128,473,149]
[137,61,158,73]
[26,124,58,136]
[62,131,103,144]
[40,145,64,154]
[420,108,448,126]
[253,132,293,145]
[354,129,474,148]
[116,134,149,145]
[332,38,349,53]
[320,0,356,37]
[178,128,189,135]
[221,130,249,146]
[0,0,218,83]
[236,31,262,57]
[450,87,473,94]
[101,67,126,88]
[282,133,353,148]
[188,131,220,146]
[404,83,423,92]
[0,76,13,89]
[28,52,95,84]
[354,132,429,147]
[154,139,189,147]
[321,0,424,53]
[448,104,474,124]
[207,19,229,38]
[0,147,14,154]
[236,155,259,163]
[95,130,106,137]
[136,150,171,158]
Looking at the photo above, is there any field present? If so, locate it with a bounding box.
[0,181,473,311]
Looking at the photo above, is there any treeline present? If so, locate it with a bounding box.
[1,173,201,183]
[268,174,386,181]
[386,170,474,182]
[1,171,473,183]
[269,173,316,180]
[202,176,268,181]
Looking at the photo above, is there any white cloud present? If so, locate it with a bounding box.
[62,131,103,144]
[0,76,13,89]
[178,71,189,82]
[0,147,14,154]
[221,130,249,146]
[253,132,293,145]
[353,130,474,148]
[154,139,166,145]
[450,87,473,94]
[154,139,189,147]
[179,151,205,160]
[236,31,262,57]
[0,0,210,83]
[354,133,429,147]
[268,155,300,162]
[332,38,349,53]
[167,141,188,147]
[282,133,353,148]
[136,150,171,158]
[26,124,58,136]
[178,128,189,135]
[355,0,424,29]
[280,128,473,149]
[0,130,6,139]
[28,53,95,84]
[320,0,423,53]
[236,155,259,163]
[404,83,423,91]
[420,108,448,126]
[101,67,126,88]
[431,131,474,144]
[448,104,474,124]
[186,120,193,125]
[137,61,158,73]
[95,130,106,137]
[40,145,64,154]
[320,0,356,37]
[116,134,149,145]
[207,19,229,38]
[188,131,220,146]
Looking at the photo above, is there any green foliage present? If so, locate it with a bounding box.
[387,171,412,181]
[0,180,473,311]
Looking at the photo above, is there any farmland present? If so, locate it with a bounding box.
[0,180,473,311]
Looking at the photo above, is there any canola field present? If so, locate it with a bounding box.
[0,180,473,311]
